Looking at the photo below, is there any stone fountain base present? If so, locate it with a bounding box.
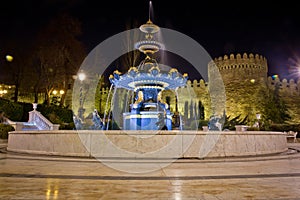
[7,130,287,158]
[123,111,172,130]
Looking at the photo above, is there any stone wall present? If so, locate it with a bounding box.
[80,53,300,123]
[7,130,288,159]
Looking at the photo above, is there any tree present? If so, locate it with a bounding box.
[122,20,142,70]
[198,101,205,120]
[260,83,291,124]
[1,40,33,102]
[95,75,107,115]
[33,13,86,105]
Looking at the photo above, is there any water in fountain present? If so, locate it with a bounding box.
[101,1,203,131]
[102,84,114,130]
[106,19,190,130]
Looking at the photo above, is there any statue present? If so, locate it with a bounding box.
[92,109,103,130]
[157,91,169,110]
[156,111,168,130]
[73,115,83,130]
[208,115,223,131]
[132,91,144,109]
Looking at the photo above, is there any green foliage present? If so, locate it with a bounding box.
[100,120,120,130]
[198,101,205,120]
[223,115,248,130]
[108,120,121,130]
[59,122,75,130]
[260,83,291,124]
[269,123,300,134]
[247,127,260,131]
[18,102,35,121]
[37,104,74,123]
[0,98,23,121]
[199,120,209,130]
[188,120,199,130]
[0,99,75,130]
[94,75,107,115]
[0,124,15,139]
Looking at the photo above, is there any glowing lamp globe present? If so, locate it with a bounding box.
[6,55,13,62]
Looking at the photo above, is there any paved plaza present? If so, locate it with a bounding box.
[0,141,300,200]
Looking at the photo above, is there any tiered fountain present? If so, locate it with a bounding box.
[109,18,188,130]
[6,2,288,162]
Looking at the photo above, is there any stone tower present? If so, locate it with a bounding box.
[208,53,268,123]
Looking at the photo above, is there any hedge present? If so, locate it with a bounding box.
[0,124,15,139]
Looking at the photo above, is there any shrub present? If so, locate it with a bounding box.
[37,104,74,123]
[0,124,15,139]
[19,102,35,121]
[0,98,23,121]
[59,122,75,130]
[223,115,248,131]
[269,124,300,135]
[199,120,209,130]
[247,127,260,131]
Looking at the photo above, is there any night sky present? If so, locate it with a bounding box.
[1,0,300,80]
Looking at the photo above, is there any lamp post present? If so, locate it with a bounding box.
[51,89,65,106]
[78,71,86,120]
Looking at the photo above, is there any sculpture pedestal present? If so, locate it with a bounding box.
[123,111,172,130]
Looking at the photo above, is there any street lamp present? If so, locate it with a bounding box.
[78,71,86,120]
[6,55,13,62]
[78,72,86,82]
[51,89,65,105]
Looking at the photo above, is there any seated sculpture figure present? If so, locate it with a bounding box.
[157,91,169,110]
[132,90,144,111]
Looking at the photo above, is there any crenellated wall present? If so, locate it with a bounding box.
[212,53,268,71]
[209,53,268,84]
[96,53,300,124]
[267,76,300,122]
[267,76,300,95]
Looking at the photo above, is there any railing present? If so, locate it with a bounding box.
[28,110,60,130]
[6,119,24,131]
[5,103,60,131]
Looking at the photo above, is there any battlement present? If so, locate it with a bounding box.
[267,76,300,94]
[100,75,300,94]
[209,53,268,72]
[99,52,299,95]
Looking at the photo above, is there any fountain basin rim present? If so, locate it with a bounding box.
[9,130,286,136]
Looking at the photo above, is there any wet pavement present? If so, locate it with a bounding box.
[0,141,299,199]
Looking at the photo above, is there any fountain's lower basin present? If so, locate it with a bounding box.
[7,130,287,158]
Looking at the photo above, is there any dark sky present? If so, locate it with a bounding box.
[1,0,300,80]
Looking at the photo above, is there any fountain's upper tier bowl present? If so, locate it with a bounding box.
[109,67,188,91]
[135,40,164,54]
[139,20,160,34]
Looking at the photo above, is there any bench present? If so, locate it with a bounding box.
[285,131,298,143]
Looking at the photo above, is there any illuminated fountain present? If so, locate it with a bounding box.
[6,2,288,164]
[108,19,188,130]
